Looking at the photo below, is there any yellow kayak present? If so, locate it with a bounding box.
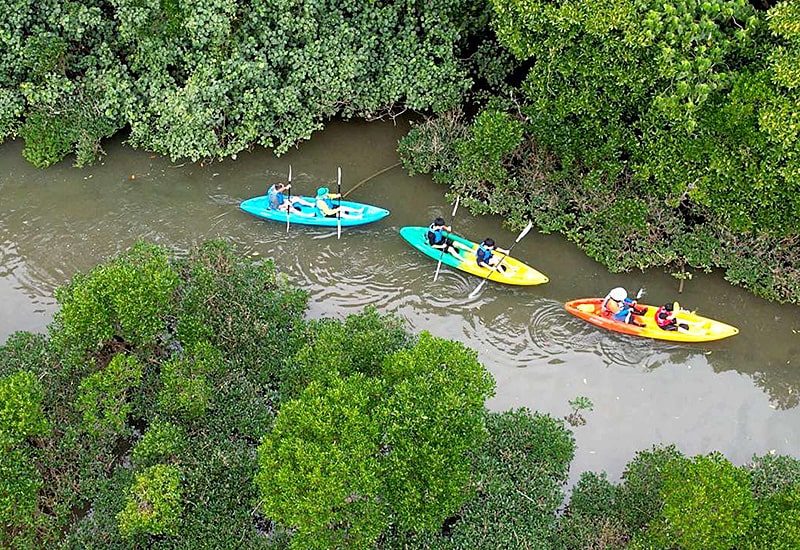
[565,298,739,342]
[400,226,548,285]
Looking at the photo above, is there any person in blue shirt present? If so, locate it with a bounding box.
[266,182,313,213]
[427,217,470,258]
[476,238,513,273]
[601,287,646,327]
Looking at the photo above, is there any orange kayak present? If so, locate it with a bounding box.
[564,298,739,342]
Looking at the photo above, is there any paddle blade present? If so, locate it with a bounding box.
[433,260,442,282]
[288,164,292,183]
[515,221,534,243]
[468,280,486,299]
[451,195,460,217]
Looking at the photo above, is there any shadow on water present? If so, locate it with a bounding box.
[1,119,799,485]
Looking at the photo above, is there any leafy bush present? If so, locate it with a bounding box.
[616,444,685,532]
[131,419,186,468]
[157,342,220,421]
[0,446,45,549]
[175,241,308,388]
[280,306,412,401]
[748,453,800,498]
[552,472,628,550]
[117,463,183,538]
[660,452,755,550]
[258,330,495,549]
[447,409,575,549]
[52,242,180,365]
[744,484,800,550]
[0,371,49,549]
[0,371,49,446]
[76,353,142,437]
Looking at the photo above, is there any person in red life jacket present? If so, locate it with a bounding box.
[655,302,690,332]
[475,237,514,273]
[427,217,470,258]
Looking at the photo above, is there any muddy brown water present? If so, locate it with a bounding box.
[1,119,798,486]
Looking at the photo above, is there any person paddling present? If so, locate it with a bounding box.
[475,237,515,273]
[427,217,469,258]
[315,187,363,218]
[601,287,646,327]
[655,302,690,332]
[266,182,313,213]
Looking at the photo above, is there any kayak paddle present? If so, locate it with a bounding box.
[286,165,292,233]
[337,166,342,240]
[468,221,533,298]
[433,196,460,282]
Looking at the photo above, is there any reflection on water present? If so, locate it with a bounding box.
[1,119,799,486]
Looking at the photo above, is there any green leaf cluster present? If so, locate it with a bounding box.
[257,325,496,549]
[0,371,50,549]
[52,242,180,363]
[116,463,184,537]
[1,0,485,166]
[76,353,143,437]
[157,341,218,421]
[552,446,800,550]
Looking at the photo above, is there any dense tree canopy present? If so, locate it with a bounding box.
[400,0,800,303]
[0,0,483,166]
[1,241,799,548]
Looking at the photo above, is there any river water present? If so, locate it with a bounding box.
[1,119,799,486]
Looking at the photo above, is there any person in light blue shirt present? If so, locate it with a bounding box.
[266,182,313,213]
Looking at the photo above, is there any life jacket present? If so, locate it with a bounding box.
[655,306,673,328]
[427,224,445,245]
[476,243,493,265]
[267,186,285,209]
[601,295,621,315]
[316,195,336,216]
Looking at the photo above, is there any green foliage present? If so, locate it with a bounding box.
[552,472,628,550]
[117,463,184,538]
[0,446,44,549]
[616,445,685,532]
[257,330,495,548]
[281,306,412,401]
[257,375,385,550]
[76,353,142,437]
[0,371,49,447]
[157,341,220,421]
[748,452,800,498]
[446,409,575,549]
[0,332,50,381]
[379,333,495,533]
[131,419,186,468]
[742,452,800,549]
[3,0,486,164]
[0,371,49,549]
[0,87,24,140]
[52,242,180,364]
[174,240,309,387]
[454,107,523,189]
[660,452,755,550]
[744,483,800,550]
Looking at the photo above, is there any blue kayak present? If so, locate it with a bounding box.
[239,195,390,227]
